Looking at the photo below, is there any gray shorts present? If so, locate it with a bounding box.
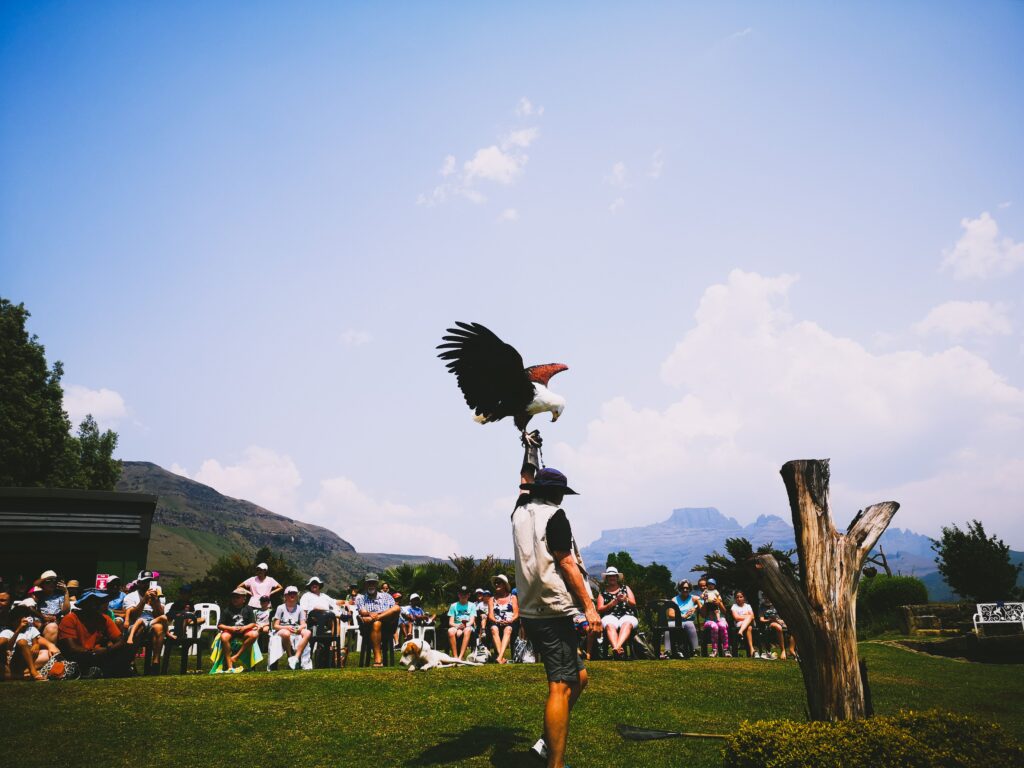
[522,617,584,683]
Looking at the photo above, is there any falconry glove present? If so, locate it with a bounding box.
[521,429,544,472]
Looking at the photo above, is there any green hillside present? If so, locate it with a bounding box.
[117,461,436,588]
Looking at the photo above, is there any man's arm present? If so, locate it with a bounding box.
[552,551,600,631]
[520,430,542,490]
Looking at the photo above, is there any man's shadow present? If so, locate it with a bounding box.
[405,725,531,767]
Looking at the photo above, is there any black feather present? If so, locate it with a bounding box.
[437,322,534,422]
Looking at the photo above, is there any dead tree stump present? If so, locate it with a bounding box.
[754,459,898,721]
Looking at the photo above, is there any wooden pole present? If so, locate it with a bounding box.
[754,459,898,721]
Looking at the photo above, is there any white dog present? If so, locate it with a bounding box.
[399,639,481,671]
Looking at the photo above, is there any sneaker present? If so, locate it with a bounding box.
[724,650,732,658]
[229,666,243,674]
[288,656,298,670]
[709,649,718,658]
[754,652,762,659]
[770,652,779,660]
[530,738,548,761]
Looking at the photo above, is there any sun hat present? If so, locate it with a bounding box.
[602,567,620,579]
[364,573,379,582]
[306,576,324,586]
[39,570,58,581]
[66,580,80,589]
[231,587,249,597]
[255,562,269,570]
[75,589,109,607]
[519,467,578,495]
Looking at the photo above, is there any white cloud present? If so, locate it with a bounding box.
[498,208,519,222]
[305,476,460,557]
[340,329,372,346]
[998,201,1012,209]
[913,301,1012,340]
[551,269,1024,547]
[609,197,625,214]
[440,154,456,177]
[730,27,753,39]
[606,161,627,187]
[515,97,544,117]
[187,446,303,517]
[502,127,539,149]
[63,385,128,428]
[941,212,1024,279]
[648,149,664,179]
[463,145,526,185]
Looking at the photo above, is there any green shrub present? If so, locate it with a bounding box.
[858,575,928,634]
[722,710,1024,768]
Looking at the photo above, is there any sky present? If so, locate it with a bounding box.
[2,3,1023,558]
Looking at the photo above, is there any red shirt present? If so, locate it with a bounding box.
[58,611,121,651]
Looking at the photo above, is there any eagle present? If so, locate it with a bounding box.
[437,322,568,438]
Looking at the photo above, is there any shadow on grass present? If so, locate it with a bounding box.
[405,724,531,767]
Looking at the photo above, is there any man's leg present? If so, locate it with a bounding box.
[151,619,167,663]
[237,629,259,663]
[220,631,235,669]
[16,638,44,680]
[448,627,458,656]
[370,620,383,664]
[458,627,472,659]
[544,672,587,768]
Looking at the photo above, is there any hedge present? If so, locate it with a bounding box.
[858,575,928,634]
[722,710,1024,768]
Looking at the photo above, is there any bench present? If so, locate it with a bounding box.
[972,602,1024,635]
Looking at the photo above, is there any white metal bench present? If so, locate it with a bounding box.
[972,602,1024,634]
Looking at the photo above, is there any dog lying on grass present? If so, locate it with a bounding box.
[399,639,481,671]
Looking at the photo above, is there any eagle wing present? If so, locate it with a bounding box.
[437,322,535,422]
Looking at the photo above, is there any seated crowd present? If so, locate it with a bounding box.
[1,563,797,680]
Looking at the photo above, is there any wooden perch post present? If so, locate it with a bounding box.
[754,459,898,721]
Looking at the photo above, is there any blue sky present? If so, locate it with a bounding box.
[3,3,1023,557]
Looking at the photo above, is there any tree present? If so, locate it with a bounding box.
[604,551,675,610]
[0,298,121,489]
[693,537,798,612]
[932,520,1022,602]
[754,459,898,721]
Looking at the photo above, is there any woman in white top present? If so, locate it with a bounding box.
[487,575,519,664]
[273,586,311,670]
[730,590,756,658]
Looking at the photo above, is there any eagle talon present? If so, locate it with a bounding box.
[521,429,542,447]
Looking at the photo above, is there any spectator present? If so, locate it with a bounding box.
[273,585,312,670]
[57,589,130,678]
[0,589,12,681]
[299,577,342,636]
[757,596,796,660]
[699,577,730,657]
[488,575,519,664]
[447,586,475,660]
[597,567,639,659]
[122,571,168,672]
[105,576,127,626]
[164,584,197,643]
[254,595,273,650]
[400,594,435,641]
[238,562,282,608]
[473,588,490,638]
[35,570,70,640]
[215,587,261,673]
[1,600,57,681]
[730,591,756,657]
[355,573,399,667]
[665,580,701,659]
[65,580,80,609]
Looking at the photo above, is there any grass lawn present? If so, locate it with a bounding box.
[2,642,1022,767]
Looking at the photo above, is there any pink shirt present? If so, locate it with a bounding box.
[242,575,280,607]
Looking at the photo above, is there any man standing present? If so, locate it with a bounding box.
[513,435,600,768]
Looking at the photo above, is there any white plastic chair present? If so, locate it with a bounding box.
[413,622,437,647]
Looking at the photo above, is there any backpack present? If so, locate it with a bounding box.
[38,654,80,681]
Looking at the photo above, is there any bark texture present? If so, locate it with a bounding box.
[754,459,898,721]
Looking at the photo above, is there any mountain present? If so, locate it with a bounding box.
[116,461,436,588]
[579,506,1007,601]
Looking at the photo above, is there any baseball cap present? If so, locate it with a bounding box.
[256,562,269,570]
[458,585,469,593]
[231,587,249,596]
[284,585,299,595]
[493,574,510,585]
[410,593,421,601]
[39,570,58,581]
[135,570,155,583]
[707,577,717,586]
